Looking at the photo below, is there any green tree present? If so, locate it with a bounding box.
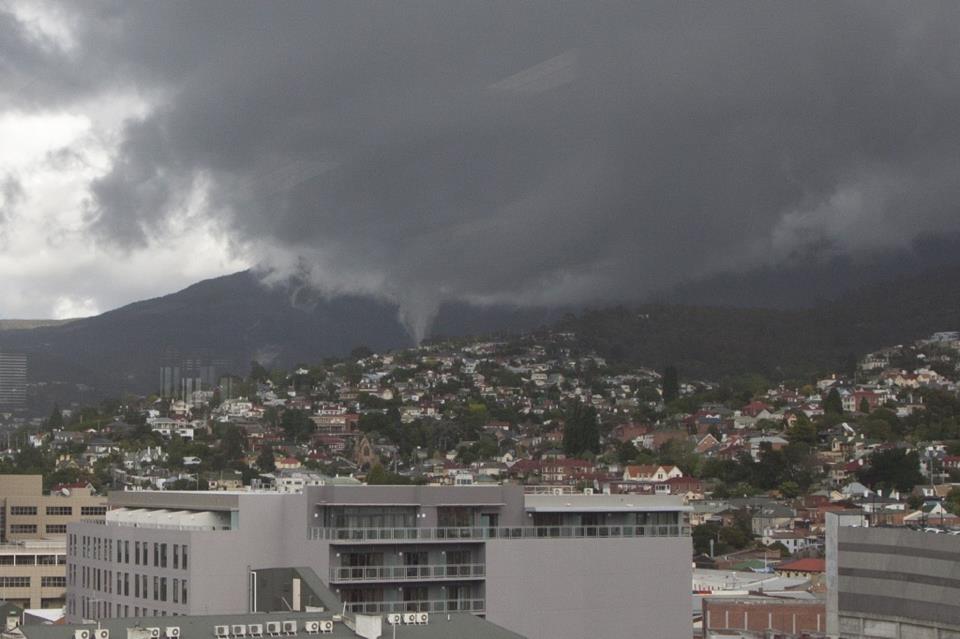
[256,444,277,473]
[859,397,870,414]
[47,404,64,432]
[280,409,315,443]
[857,448,924,493]
[562,404,599,457]
[662,366,680,404]
[824,388,843,414]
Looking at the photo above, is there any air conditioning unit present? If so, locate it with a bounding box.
[147,628,161,639]
[231,625,246,637]
[74,630,91,639]
[552,487,563,495]
[416,613,428,625]
[247,625,263,638]
[95,629,110,639]
[583,487,594,495]
[165,628,181,639]
[215,626,230,638]
[402,613,417,624]
[303,622,319,635]
[385,614,402,625]
[265,622,281,636]
[317,621,333,634]
[282,621,297,635]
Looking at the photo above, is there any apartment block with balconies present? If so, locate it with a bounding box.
[66,486,691,639]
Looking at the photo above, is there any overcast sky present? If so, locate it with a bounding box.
[2,1,960,338]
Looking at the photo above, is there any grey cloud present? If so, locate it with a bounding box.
[36,1,960,337]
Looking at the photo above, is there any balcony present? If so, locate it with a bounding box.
[330,563,485,583]
[342,598,485,615]
[310,524,689,542]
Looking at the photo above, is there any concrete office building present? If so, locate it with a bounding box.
[66,486,692,639]
[0,475,107,542]
[826,514,960,638]
[0,351,27,409]
[0,539,68,609]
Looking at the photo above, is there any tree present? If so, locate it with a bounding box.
[662,366,680,404]
[256,444,277,473]
[249,361,269,383]
[857,448,924,493]
[562,404,599,457]
[824,388,843,414]
[46,404,64,432]
[859,397,871,414]
[280,409,315,443]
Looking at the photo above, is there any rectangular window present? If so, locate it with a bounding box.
[173,544,179,569]
[173,578,179,603]
[45,524,67,534]
[124,572,129,596]
[81,506,107,516]
[160,543,167,568]
[135,541,140,565]
[181,580,187,605]
[46,506,72,516]
[135,573,140,598]
[124,540,130,563]
[10,524,37,534]
[153,543,159,567]
[181,545,188,570]
[37,554,57,565]
[42,576,66,588]
[160,577,167,602]
[0,577,30,588]
[153,576,158,601]
[9,506,37,516]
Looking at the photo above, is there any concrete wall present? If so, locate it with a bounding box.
[484,536,690,639]
[828,523,960,638]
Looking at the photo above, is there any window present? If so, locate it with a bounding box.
[173,578,179,603]
[10,506,37,516]
[153,543,159,567]
[81,506,107,516]
[37,554,58,565]
[124,540,130,563]
[160,543,167,568]
[181,545,188,570]
[46,506,72,516]
[45,524,67,534]
[0,577,29,588]
[10,524,37,534]
[135,541,141,565]
[41,576,66,588]
[135,573,140,598]
[181,580,187,605]
[153,576,159,601]
[173,544,179,569]
[160,577,167,602]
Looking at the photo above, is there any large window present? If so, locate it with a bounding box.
[437,507,474,528]
[46,506,72,516]
[10,506,37,516]
[10,524,37,534]
[42,576,66,588]
[0,577,29,588]
[323,506,417,529]
[45,524,67,534]
[81,506,107,516]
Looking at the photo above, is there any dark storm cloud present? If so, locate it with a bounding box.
[19,1,960,338]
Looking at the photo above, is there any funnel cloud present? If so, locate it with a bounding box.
[4,2,960,333]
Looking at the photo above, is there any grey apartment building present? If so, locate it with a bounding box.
[0,351,27,409]
[826,513,960,638]
[67,486,692,639]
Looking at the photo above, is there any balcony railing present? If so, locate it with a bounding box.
[342,598,485,615]
[80,519,229,532]
[330,563,485,583]
[310,524,688,542]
